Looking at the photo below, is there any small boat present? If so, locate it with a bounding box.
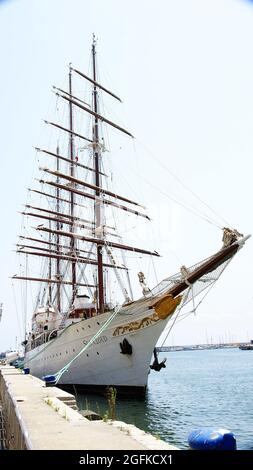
[239,341,253,350]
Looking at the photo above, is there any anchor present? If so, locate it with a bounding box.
[150,347,167,371]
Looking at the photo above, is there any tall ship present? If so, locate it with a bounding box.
[13,38,249,396]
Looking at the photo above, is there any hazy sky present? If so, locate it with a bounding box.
[1,0,253,350]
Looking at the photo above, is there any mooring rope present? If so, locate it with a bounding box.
[53,304,122,384]
[25,324,71,364]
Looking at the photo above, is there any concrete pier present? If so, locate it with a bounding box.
[0,366,178,450]
[0,401,6,449]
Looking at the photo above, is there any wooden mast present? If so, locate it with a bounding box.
[40,168,145,207]
[69,65,76,303]
[92,36,104,314]
[36,178,150,219]
[71,66,122,102]
[44,120,94,143]
[28,188,88,208]
[56,144,61,312]
[35,147,107,176]
[56,93,133,137]
[48,219,52,304]
[12,275,95,287]
[36,226,160,256]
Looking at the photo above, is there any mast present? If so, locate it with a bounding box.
[48,219,52,304]
[69,65,76,303]
[56,144,61,312]
[92,36,104,314]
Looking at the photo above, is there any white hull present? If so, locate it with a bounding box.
[25,302,170,394]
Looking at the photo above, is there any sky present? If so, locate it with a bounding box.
[0,0,253,350]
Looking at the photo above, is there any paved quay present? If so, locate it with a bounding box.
[0,366,178,450]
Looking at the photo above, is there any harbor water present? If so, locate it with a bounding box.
[77,348,253,450]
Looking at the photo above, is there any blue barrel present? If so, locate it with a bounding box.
[23,367,30,375]
[188,427,236,450]
[43,374,56,385]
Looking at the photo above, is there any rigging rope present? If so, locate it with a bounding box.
[25,323,71,364]
[54,304,122,384]
[160,255,234,346]
[128,165,222,229]
[11,282,23,345]
[160,291,187,347]
[111,139,222,229]
[175,280,219,325]
[135,138,233,229]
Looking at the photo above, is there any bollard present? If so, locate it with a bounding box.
[43,374,57,386]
